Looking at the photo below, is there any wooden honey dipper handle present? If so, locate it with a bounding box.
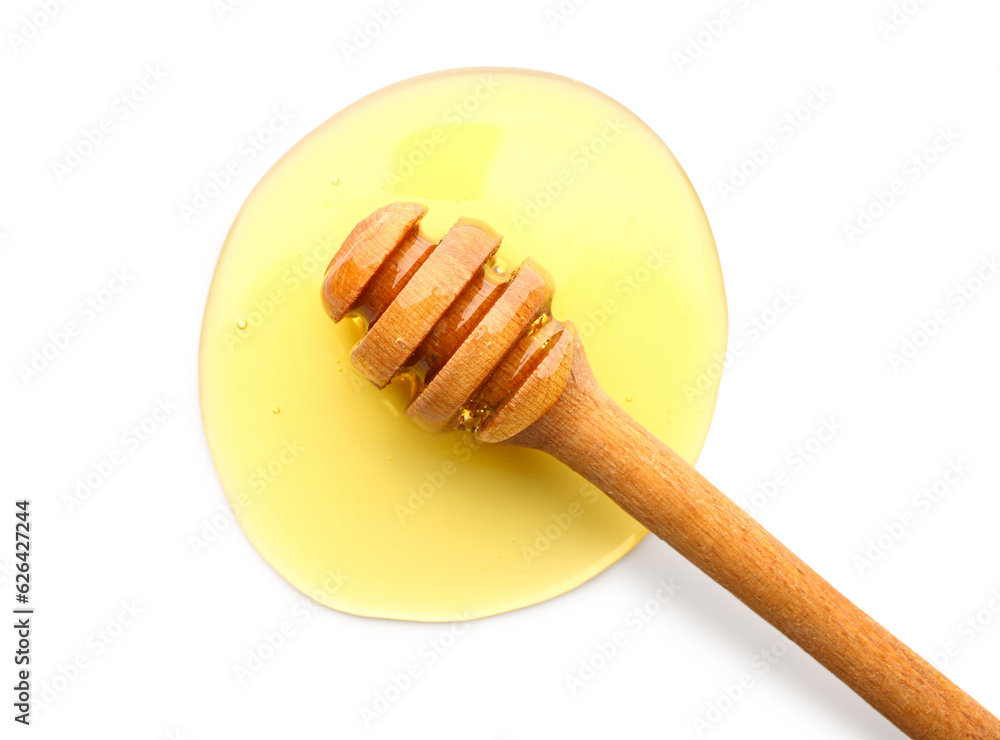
[323,203,1000,739]
[513,336,1000,740]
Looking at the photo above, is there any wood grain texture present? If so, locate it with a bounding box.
[322,202,427,321]
[351,219,500,387]
[407,263,549,431]
[475,320,575,444]
[510,334,1000,740]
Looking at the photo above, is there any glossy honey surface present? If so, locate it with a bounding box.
[199,68,727,621]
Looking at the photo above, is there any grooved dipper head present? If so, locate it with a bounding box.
[322,202,579,442]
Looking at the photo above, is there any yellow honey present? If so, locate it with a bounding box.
[199,68,727,621]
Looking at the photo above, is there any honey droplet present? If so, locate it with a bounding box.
[272,406,281,414]
[236,319,247,330]
[489,255,509,277]
[331,177,341,186]
[625,395,633,403]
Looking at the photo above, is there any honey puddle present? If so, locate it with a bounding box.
[199,68,727,621]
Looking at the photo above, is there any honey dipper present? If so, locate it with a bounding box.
[322,202,999,740]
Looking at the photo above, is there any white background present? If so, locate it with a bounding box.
[3,0,999,738]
